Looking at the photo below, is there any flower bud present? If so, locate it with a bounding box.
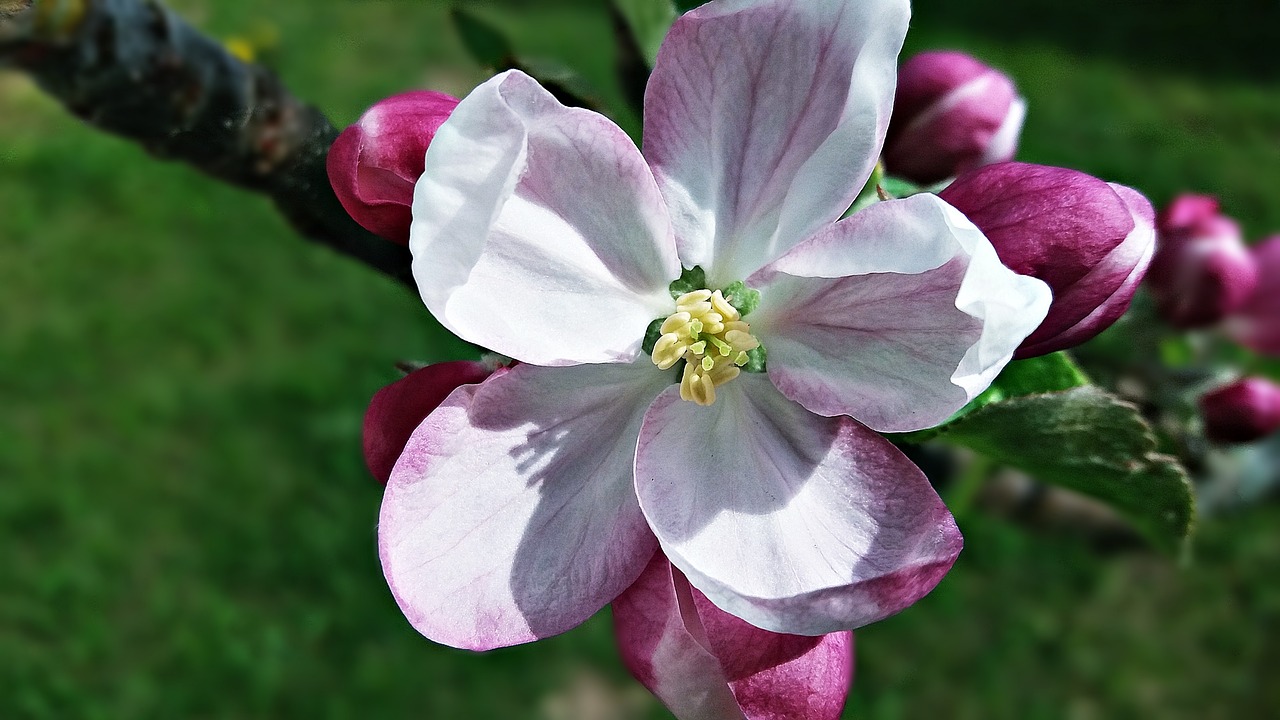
[940,162,1155,359]
[327,90,459,244]
[1225,235,1280,356]
[1199,377,1280,444]
[884,51,1026,185]
[363,361,493,484]
[1147,194,1258,328]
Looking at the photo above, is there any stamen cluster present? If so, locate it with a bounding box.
[650,289,761,406]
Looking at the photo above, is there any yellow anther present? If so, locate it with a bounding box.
[651,285,763,405]
[710,291,740,322]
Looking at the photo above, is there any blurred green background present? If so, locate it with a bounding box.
[3,0,1279,717]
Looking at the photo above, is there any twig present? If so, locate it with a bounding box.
[0,0,414,287]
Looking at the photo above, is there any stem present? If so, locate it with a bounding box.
[948,454,995,520]
[0,0,414,287]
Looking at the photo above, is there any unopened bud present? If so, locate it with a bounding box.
[1225,235,1280,357]
[1147,194,1258,328]
[884,51,1026,185]
[327,90,459,244]
[941,162,1155,358]
[1199,377,1280,444]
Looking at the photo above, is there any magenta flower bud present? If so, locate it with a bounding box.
[1199,377,1280,444]
[327,90,459,244]
[884,51,1026,185]
[1146,194,1259,328]
[363,361,493,484]
[940,162,1156,359]
[1225,235,1280,356]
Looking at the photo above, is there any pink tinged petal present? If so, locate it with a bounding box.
[634,375,963,636]
[410,71,680,366]
[1226,235,1280,356]
[379,362,670,650]
[328,90,460,244]
[749,194,1051,433]
[363,361,493,484]
[614,554,853,720]
[644,0,910,284]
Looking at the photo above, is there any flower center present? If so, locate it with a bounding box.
[650,289,761,406]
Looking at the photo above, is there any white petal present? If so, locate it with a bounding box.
[750,194,1052,432]
[412,71,680,366]
[634,375,962,635]
[644,0,910,284]
[379,362,670,650]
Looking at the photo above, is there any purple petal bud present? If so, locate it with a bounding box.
[327,90,460,244]
[1225,235,1280,356]
[941,162,1156,359]
[1199,377,1280,444]
[1147,194,1259,328]
[884,51,1026,185]
[363,361,493,484]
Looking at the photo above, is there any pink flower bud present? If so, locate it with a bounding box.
[884,51,1026,185]
[1199,377,1280,444]
[327,90,459,244]
[363,361,493,484]
[940,162,1155,359]
[1147,194,1259,328]
[1225,235,1280,356]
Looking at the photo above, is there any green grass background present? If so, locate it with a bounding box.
[2,0,1278,717]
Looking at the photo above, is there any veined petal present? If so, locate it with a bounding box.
[412,71,680,366]
[749,194,1051,433]
[644,0,910,284]
[634,375,962,636]
[614,553,854,720]
[379,362,669,650]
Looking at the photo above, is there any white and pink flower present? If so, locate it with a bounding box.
[377,1,1049,712]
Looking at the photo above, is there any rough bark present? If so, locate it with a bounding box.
[0,0,415,287]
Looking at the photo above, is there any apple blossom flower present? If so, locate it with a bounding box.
[613,553,854,720]
[380,0,1050,651]
[327,90,459,244]
[941,162,1156,358]
[1199,377,1280,444]
[1148,194,1258,328]
[1226,235,1280,356]
[883,50,1026,185]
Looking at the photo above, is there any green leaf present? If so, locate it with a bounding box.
[611,0,676,66]
[673,0,705,12]
[515,56,601,110]
[669,265,707,299]
[450,8,513,69]
[890,353,1090,444]
[943,387,1196,554]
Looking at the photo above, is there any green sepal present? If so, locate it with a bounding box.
[669,266,707,299]
[741,345,767,373]
[721,280,761,318]
[641,317,664,356]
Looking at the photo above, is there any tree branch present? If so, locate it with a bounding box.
[0,0,414,287]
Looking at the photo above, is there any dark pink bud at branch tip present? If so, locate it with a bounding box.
[327,90,460,244]
[363,361,493,484]
[1199,377,1280,444]
[1147,193,1259,329]
[940,162,1155,359]
[884,50,1026,185]
[1225,235,1280,357]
